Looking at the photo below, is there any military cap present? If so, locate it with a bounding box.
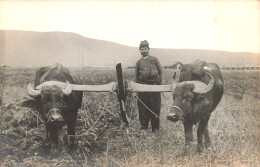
[139,40,149,49]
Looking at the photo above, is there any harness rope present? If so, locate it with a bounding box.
[170,105,183,114]
[132,92,159,118]
[170,104,192,122]
[47,108,61,117]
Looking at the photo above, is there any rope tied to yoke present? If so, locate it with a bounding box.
[131,92,159,118]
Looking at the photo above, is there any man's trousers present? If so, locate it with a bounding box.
[137,92,161,132]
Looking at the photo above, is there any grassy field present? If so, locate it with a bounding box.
[0,68,259,166]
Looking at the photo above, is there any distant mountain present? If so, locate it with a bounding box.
[0,30,259,68]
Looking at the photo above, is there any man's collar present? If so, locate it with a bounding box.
[142,55,150,59]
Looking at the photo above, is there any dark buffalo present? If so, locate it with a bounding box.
[26,64,83,153]
[167,61,224,152]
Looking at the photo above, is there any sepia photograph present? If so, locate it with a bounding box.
[0,0,259,166]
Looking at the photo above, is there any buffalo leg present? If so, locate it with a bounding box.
[204,124,211,148]
[45,125,49,142]
[47,129,59,155]
[197,117,210,152]
[45,125,56,149]
[49,138,58,153]
[57,129,64,152]
[184,122,193,145]
[67,114,77,144]
[45,125,57,154]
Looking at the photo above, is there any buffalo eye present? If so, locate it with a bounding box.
[57,100,65,108]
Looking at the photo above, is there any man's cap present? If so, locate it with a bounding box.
[139,40,149,49]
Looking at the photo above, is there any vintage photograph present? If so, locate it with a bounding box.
[0,1,259,166]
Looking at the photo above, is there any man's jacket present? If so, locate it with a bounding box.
[135,55,162,85]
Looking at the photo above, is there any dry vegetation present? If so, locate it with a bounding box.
[0,67,259,167]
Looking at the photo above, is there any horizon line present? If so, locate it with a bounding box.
[1,29,260,54]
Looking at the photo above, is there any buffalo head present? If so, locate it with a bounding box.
[167,72,214,122]
[27,81,72,152]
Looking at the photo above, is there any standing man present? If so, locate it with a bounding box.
[135,40,163,132]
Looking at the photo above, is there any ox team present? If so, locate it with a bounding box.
[26,40,223,153]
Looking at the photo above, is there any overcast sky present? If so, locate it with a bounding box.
[0,0,259,53]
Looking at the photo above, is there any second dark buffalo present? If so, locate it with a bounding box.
[167,60,224,152]
[26,64,83,153]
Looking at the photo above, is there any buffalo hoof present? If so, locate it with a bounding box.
[140,129,147,136]
[197,144,203,153]
[185,140,192,146]
[182,145,189,155]
[205,141,211,148]
[152,129,159,134]
[49,148,60,159]
[178,145,191,157]
[68,143,78,154]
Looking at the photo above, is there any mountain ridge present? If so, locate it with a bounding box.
[1,30,259,68]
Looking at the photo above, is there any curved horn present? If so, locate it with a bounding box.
[62,81,72,95]
[192,72,214,94]
[36,81,66,90]
[27,83,41,98]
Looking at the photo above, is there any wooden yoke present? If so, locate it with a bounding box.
[34,66,188,126]
[126,69,181,93]
[116,63,129,127]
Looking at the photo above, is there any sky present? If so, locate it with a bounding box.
[0,0,259,53]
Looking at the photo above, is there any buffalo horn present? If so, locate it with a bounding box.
[27,83,41,98]
[62,81,72,95]
[192,72,214,94]
[35,81,72,95]
[36,81,67,90]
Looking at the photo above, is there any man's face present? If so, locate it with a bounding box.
[139,47,149,57]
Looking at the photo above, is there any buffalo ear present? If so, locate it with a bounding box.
[191,68,204,80]
[172,85,183,99]
[21,97,40,110]
[192,95,210,114]
[173,72,176,80]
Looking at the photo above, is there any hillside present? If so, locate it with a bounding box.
[0,30,259,68]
